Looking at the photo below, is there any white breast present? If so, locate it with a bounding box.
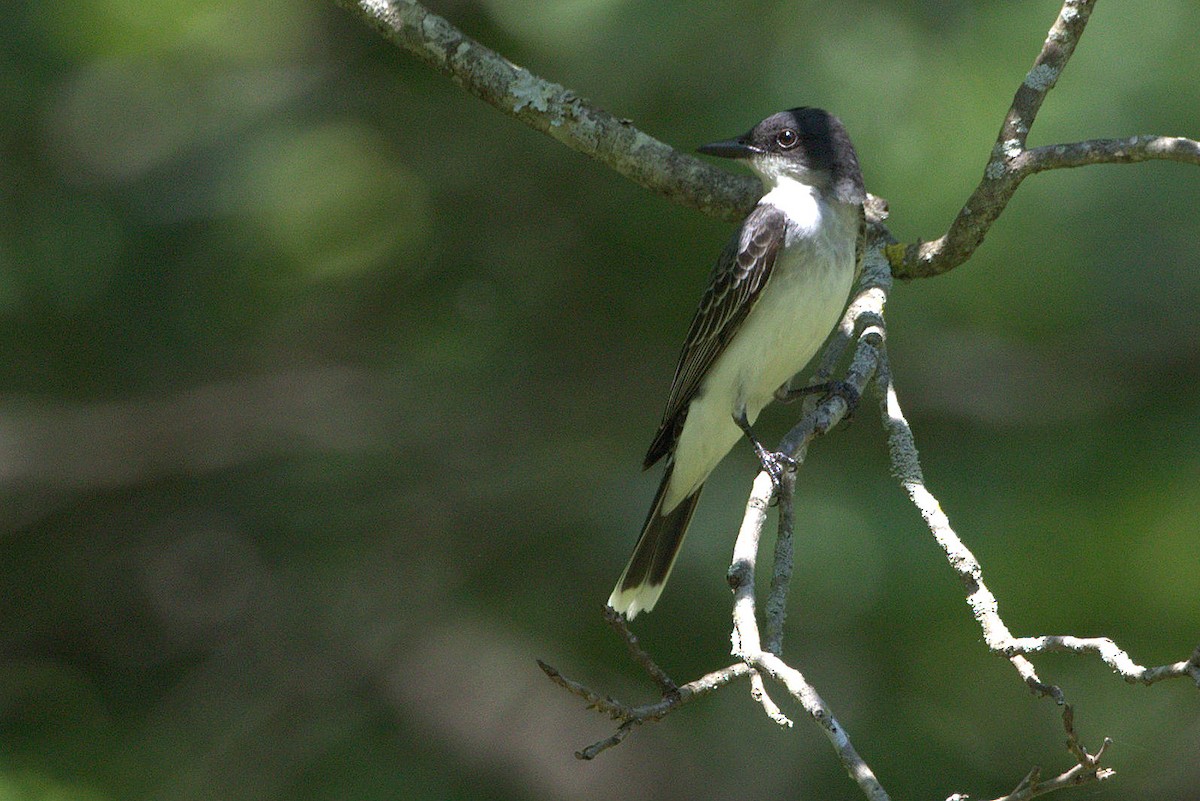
[663,181,859,510]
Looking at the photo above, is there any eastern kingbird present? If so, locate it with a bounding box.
[608,107,866,619]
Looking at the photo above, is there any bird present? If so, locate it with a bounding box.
[607,107,866,619]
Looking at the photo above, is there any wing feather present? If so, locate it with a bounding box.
[643,205,788,467]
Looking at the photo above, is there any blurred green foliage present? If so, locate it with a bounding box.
[2,1,1198,799]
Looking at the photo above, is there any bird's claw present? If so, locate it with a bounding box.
[755,446,797,500]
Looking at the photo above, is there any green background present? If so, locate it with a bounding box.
[2,1,1198,799]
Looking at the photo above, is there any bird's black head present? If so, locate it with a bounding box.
[698,107,865,205]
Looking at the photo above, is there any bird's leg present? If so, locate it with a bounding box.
[732,408,795,497]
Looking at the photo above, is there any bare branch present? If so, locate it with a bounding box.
[982,755,1113,801]
[1019,135,1200,173]
[889,0,1096,278]
[754,652,891,801]
[537,655,756,758]
[728,489,891,801]
[333,0,758,221]
[762,469,797,655]
[727,470,775,658]
[1007,636,1200,687]
[338,2,1199,290]
[970,706,1115,801]
[722,243,897,801]
[999,0,1096,149]
[602,605,677,693]
[876,350,1200,694]
[875,351,1062,693]
[576,722,635,759]
[888,0,1199,279]
[749,671,793,728]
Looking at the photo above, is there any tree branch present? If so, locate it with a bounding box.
[887,0,1200,279]
[338,1,1199,285]
[536,655,755,760]
[725,263,892,798]
[334,0,758,221]
[874,352,1200,694]
[1007,636,1200,687]
[1019,135,1200,173]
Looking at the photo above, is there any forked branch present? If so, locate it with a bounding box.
[887,0,1200,278]
[342,1,1200,281]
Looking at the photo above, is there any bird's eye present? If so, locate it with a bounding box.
[776,129,799,149]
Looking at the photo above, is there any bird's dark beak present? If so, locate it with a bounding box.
[696,137,762,159]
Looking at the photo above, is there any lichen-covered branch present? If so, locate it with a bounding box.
[333,0,759,222]
[339,1,1198,286]
[888,0,1094,278]
[1007,636,1200,687]
[874,351,1200,695]
[1019,135,1200,173]
[888,0,1200,279]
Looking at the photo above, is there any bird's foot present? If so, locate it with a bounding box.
[752,442,797,500]
[733,408,797,501]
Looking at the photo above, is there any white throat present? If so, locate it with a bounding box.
[758,174,825,236]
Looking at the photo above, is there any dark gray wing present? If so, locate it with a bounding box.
[644,204,788,468]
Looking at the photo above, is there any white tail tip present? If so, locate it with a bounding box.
[606,582,666,620]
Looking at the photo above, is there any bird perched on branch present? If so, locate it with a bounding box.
[608,107,865,619]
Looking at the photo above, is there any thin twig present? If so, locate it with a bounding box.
[728,466,891,801]
[763,470,797,655]
[577,721,636,760]
[536,659,629,720]
[749,671,793,728]
[981,757,1113,801]
[602,605,677,693]
[969,705,1115,801]
[537,656,756,758]
[752,652,890,801]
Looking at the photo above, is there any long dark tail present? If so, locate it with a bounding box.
[607,464,703,619]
